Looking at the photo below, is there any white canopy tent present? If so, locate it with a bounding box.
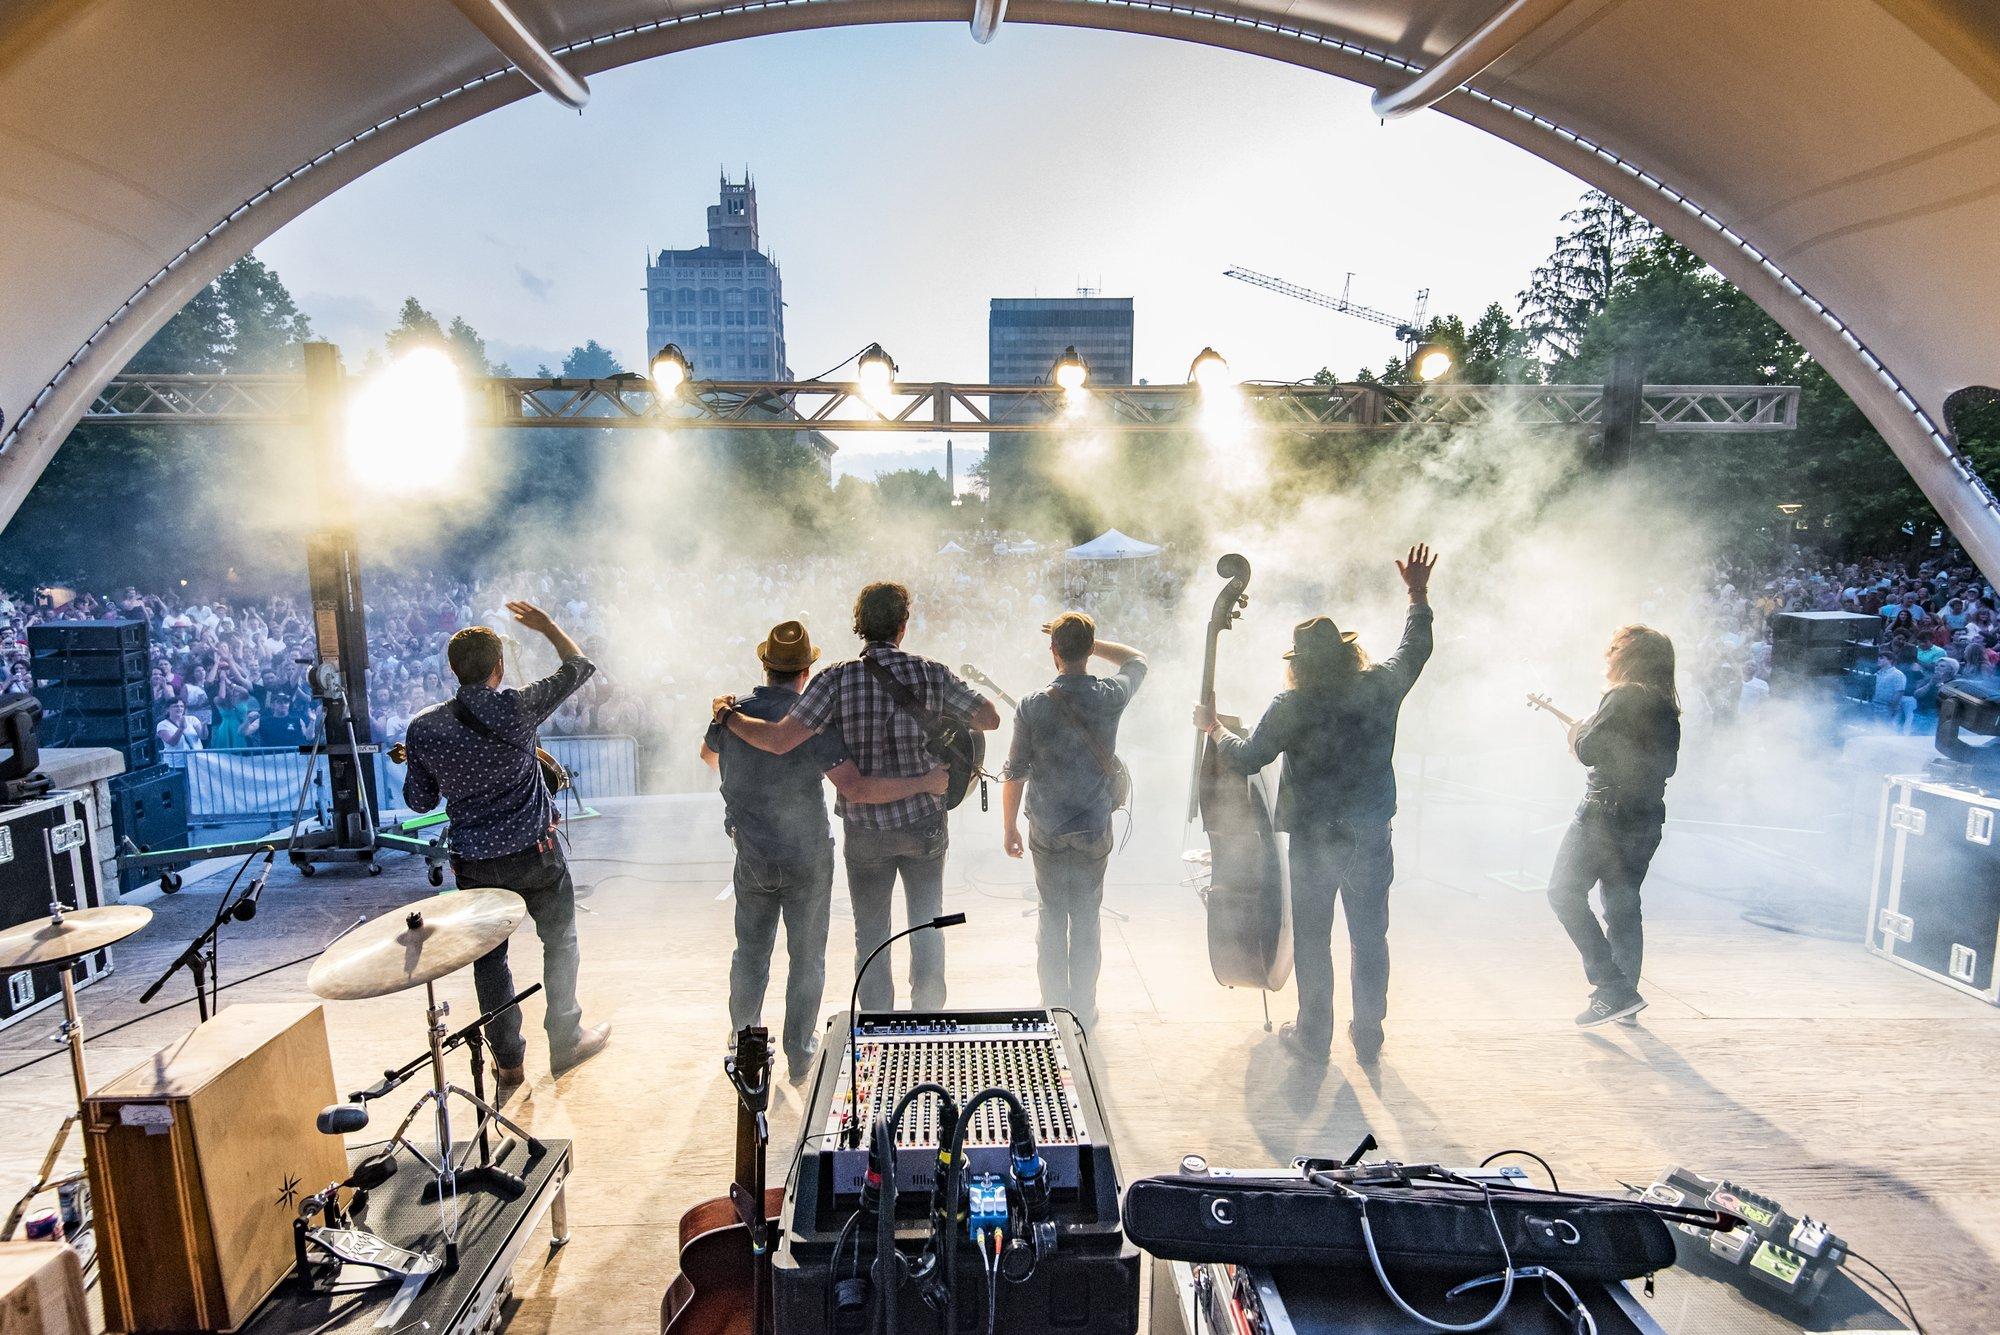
[3,2,2000,573]
[937,540,969,555]
[1066,529,1163,561]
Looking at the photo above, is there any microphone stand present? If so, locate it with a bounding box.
[843,913,967,1148]
[138,849,271,1020]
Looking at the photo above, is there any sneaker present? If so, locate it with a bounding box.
[1575,993,1645,1028]
[1615,996,1649,1026]
[1349,1022,1385,1064]
[1278,1022,1330,1066]
[552,1022,612,1076]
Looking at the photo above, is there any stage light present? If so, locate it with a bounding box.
[855,342,899,412]
[1052,346,1089,394]
[649,343,692,397]
[1189,347,1233,392]
[1409,341,1455,384]
[346,345,468,488]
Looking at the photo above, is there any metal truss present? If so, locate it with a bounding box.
[82,374,1799,436]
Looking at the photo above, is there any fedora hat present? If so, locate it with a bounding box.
[1283,615,1359,660]
[758,620,820,673]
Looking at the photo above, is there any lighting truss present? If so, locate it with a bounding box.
[81,374,1800,436]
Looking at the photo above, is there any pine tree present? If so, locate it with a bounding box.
[1517,190,1659,363]
[215,255,315,371]
[560,340,624,378]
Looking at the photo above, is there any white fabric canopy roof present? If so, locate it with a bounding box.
[1067,529,1162,561]
[3,1,1999,567]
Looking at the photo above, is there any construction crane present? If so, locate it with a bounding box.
[1223,265,1430,343]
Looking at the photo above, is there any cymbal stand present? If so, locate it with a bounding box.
[1,918,95,1240]
[369,980,545,1268]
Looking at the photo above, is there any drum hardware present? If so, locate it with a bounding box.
[0,901,152,1242]
[291,1151,441,1293]
[306,888,534,1269]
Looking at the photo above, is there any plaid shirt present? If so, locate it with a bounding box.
[790,641,984,830]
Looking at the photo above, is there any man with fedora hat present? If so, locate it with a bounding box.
[1195,544,1437,1065]
[703,619,949,1082]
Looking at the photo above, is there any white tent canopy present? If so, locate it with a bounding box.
[937,540,968,555]
[1066,529,1162,561]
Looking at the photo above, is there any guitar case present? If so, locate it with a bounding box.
[1124,1172,1679,1282]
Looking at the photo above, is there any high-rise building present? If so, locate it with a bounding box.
[645,173,789,380]
[985,295,1136,508]
[988,296,1135,388]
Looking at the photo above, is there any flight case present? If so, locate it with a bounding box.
[1867,774,2000,1003]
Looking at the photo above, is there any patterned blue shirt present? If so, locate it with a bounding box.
[401,655,594,860]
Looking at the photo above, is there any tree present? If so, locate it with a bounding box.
[560,340,623,378]
[125,284,228,375]
[874,467,952,511]
[1518,190,1658,362]
[384,297,447,359]
[215,255,314,371]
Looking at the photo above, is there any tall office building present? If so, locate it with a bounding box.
[988,296,1135,387]
[645,173,789,380]
[986,295,1135,509]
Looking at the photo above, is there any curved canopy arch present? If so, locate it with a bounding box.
[3,0,1998,565]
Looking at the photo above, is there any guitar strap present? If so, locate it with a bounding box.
[452,697,557,793]
[1050,686,1121,783]
[862,653,949,745]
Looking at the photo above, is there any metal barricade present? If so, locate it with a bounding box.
[164,747,317,828]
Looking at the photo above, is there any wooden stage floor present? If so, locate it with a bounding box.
[3,781,1995,1332]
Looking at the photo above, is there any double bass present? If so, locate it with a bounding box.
[660,1026,783,1335]
[1188,553,1293,991]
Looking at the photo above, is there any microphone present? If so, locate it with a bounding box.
[230,849,277,922]
[844,913,967,1148]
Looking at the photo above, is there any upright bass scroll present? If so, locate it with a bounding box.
[1188,553,1293,992]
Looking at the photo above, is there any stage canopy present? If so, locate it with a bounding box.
[3,2,1999,570]
[1067,529,1162,561]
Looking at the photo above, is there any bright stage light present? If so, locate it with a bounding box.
[1410,341,1455,384]
[1189,347,1234,392]
[855,342,899,411]
[345,345,467,489]
[1052,346,1089,394]
[650,343,692,397]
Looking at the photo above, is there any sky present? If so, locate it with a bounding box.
[256,24,1589,480]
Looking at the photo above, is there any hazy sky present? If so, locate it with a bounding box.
[258,24,1587,478]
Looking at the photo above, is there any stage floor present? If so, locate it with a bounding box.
[3,779,1996,1332]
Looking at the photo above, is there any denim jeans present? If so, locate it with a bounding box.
[729,836,835,1066]
[453,842,583,1068]
[843,817,948,1011]
[1287,822,1394,1052]
[1546,805,1663,998]
[1029,824,1113,1028]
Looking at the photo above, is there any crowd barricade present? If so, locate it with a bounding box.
[168,734,641,826]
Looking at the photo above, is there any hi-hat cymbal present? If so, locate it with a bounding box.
[308,889,526,1001]
[0,905,153,970]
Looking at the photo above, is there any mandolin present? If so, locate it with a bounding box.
[1189,554,1293,992]
[660,1026,782,1335]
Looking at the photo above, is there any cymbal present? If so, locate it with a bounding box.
[308,889,525,1001]
[0,905,153,970]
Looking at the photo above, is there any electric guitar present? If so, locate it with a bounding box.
[1525,693,1579,728]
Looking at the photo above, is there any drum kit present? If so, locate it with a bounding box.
[0,886,543,1279]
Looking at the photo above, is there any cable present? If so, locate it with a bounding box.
[981,1227,1001,1335]
[1477,1149,1561,1191]
[1845,1249,1925,1334]
[1314,1170,1516,1332]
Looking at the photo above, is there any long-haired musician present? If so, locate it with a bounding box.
[1194,545,1436,1065]
[1548,625,1681,1028]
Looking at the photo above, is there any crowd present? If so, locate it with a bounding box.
[5,542,1968,788]
[0,542,1191,790]
[1687,549,1997,732]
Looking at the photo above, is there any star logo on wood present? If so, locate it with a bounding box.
[276,1175,301,1210]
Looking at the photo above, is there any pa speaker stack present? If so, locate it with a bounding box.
[1769,611,1878,698]
[26,620,155,770]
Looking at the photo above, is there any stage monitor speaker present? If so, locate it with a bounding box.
[108,766,189,894]
[85,1003,350,1333]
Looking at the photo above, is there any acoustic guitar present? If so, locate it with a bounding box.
[1189,554,1293,991]
[660,1026,782,1335]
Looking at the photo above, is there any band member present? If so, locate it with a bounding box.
[701,621,949,1083]
[1194,545,1436,1065]
[722,583,999,1010]
[402,601,610,1093]
[1548,625,1681,1028]
[1000,614,1147,1029]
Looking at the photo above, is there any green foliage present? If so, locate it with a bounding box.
[214,256,315,371]
[560,340,624,378]
[873,467,952,511]
[1517,190,1659,360]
